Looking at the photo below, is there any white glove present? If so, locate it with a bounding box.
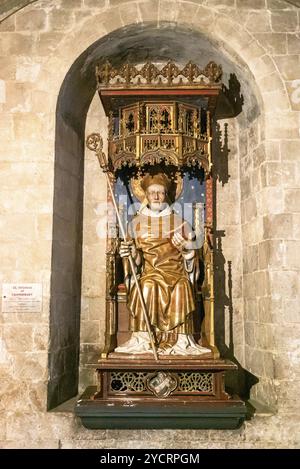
[119,240,137,259]
[171,232,195,260]
[171,232,188,251]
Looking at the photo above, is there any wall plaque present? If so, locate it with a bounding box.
[1,283,42,313]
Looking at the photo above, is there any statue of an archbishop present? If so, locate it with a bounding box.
[115,173,210,356]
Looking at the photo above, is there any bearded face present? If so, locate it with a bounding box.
[146,183,168,212]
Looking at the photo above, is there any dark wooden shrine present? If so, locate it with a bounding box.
[75,61,247,429]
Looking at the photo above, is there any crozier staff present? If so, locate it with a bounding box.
[86,132,159,360]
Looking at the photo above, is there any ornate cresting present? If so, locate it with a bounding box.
[96,60,222,87]
[96,60,222,176]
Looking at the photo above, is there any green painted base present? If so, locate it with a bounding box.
[75,387,247,430]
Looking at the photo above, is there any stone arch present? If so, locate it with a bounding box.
[47,12,278,408]
[0,1,295,114]
[48,3,289,110]
[1,0,299,22]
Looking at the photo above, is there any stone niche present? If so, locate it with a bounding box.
[48,21,269,412]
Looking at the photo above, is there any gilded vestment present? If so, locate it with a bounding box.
[127,208,196,334]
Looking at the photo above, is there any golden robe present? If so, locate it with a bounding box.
[127,209,196,334]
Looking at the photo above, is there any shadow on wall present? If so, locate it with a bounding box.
[214,233,259,400]
[213,77,258,400]
[214,72,244,186]
[218,73,245,120]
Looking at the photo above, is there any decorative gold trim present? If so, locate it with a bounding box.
[201,226,217,353]
[96,60,222,88]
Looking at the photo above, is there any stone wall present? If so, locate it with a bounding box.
[0,0,300,448]
[215,117,246,396]
[80,94,107,391]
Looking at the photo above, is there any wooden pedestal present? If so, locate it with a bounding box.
[75,357,247,429]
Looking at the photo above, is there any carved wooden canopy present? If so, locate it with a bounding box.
[94,60,223,175]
